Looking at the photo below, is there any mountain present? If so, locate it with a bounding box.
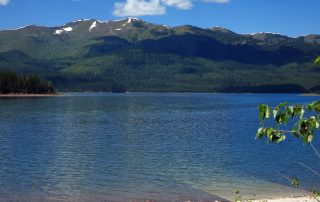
[0,17,319,93]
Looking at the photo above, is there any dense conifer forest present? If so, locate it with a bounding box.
[0,71,54,94]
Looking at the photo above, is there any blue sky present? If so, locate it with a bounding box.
[0,0,319,36]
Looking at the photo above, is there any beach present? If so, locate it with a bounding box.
[251,195,319,202]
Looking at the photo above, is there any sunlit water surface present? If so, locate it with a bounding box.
[0,93,319,201]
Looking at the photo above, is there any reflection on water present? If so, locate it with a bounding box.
[0,93,319,201]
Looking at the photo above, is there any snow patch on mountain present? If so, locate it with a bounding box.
[109,17,142,26]
[54,27,73,35]
[97,20,111,24]
[248,32,283,36]
[89,21,97,32]
[121,17,140,27]
[64,27,73,32]
[54,30,63,35]
[15,25,30,30]
[299,34,316,37]
[74,19,91,23]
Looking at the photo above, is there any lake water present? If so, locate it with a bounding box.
[0,93,319,201]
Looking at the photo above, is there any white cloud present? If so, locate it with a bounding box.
[113,0,230,16]
[161,0,193,10]
[0,0,10,6]
[113,0,166,16]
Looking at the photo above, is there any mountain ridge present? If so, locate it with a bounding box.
[1,17,318,41]
[0,18,319,93]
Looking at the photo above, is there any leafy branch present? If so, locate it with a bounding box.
[251,57,320,202]
[257,101,320,143]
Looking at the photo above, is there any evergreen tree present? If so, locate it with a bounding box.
[0,71,54,94]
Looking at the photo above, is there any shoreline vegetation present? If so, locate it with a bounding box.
[0,93,61,97]
[0,71,55,95]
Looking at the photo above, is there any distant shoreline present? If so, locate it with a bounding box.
[1,92,319,97]
[0,93,63,97]
[299,93,320,96]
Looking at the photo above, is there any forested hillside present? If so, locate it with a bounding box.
[0,18,319,93]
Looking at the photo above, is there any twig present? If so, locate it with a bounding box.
[260,129,299,134]
[296,162,320,177]
[311,143,320,160]
[277,130,299,134]
[276,171,292,182]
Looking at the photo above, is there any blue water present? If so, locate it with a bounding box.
[0,93,319,201]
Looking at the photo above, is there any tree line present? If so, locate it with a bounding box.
[0,71,54,94]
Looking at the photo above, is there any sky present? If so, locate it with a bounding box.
[0,0,319,37]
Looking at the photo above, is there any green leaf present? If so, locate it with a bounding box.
[314,56,320,66]
[292,106,304,119]
[314,101,320,113]
[307,135,313,143]
[277,134,286,143]
[265,106,271,119]
[259,104,265,122]
[275,112,289,125]
[300,108,305,120]
[302,136,307,144]
[287,106,294,117]
[256,127,264,139]
[299,120,309,135]
[266,128,274,137]
[316,121,320,129]
[307,101,320,112]
[259,104,271,122]
[273,109,279,119]
[307,102,315,111]
[277,102,288,108]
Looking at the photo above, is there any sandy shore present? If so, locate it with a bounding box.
[0,93,62,97]
[251,195,319,202]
